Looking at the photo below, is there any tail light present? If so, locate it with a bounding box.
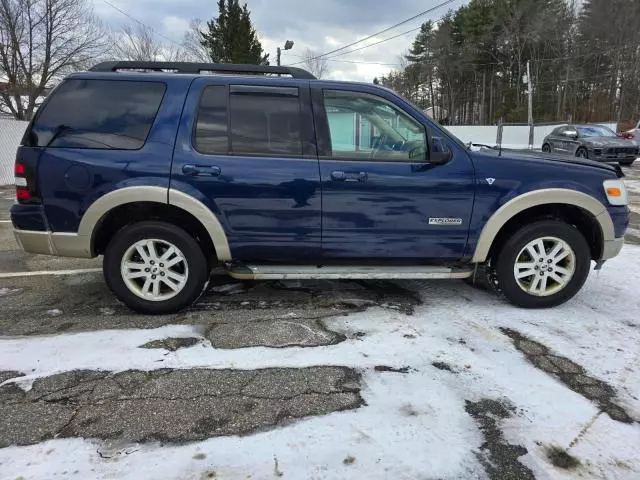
[14,161,31,202]
[16,187,31,201]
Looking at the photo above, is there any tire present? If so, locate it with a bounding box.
[620,159,635,166]
[494,220,591,308]
[103,221,209,314]
[576,148,588,159]
[542,143,551,153]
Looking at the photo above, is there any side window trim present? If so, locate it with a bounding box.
[230,85,299,97]
[319,88,429,163]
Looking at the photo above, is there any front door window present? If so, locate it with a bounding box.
[323,90,428,162]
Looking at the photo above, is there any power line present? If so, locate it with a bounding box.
[292,0,457,64]
[101,0,182,48]
[325,26,423,59]
[282,53,400,66]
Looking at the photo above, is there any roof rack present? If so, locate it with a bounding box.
[89,61,317,80]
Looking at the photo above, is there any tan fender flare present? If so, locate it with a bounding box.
[74,186,231,261]
[471,188,614,263]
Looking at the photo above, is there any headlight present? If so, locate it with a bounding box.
[603,179,628,206]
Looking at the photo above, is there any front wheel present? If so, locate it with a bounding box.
[576,148,588,159]
[103,221,209,314]
[494,221,591,308]
[542,143,551,153]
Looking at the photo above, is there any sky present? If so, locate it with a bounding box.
[91,0,469,82]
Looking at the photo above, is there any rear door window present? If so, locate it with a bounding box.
[229,86,302,156]
[193,84,303,157]
[29,79,166,150]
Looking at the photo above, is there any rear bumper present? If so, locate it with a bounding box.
[602,237,624,260]
[13,229,93,258]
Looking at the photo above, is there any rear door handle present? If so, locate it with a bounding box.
[182,164,221,177]
[331,171,368,182]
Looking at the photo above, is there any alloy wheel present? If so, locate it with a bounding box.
[120,239,189,301]
[513,236,576,297]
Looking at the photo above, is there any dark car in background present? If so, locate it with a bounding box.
[542,124,639,166]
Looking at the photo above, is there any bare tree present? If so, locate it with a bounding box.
[180,20,211,63]
[109,22,192,63]
[113,23,164,62]
[302,48,329,79]
[0,0,106,120]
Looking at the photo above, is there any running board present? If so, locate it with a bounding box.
[227,265,473,280]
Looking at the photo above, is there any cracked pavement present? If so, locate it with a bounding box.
[0,367,362,447]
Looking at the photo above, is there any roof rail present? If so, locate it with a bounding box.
[89,61,317,80]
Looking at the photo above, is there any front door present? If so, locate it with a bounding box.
[311,86,475,261]
[171,78,321,262]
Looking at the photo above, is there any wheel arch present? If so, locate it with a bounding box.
[79,186,232,261]
[471,188,613,263]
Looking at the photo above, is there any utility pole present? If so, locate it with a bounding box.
[526,60,534,150]
[277,47,281,66]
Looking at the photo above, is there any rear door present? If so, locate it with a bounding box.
[170,77,321,262]
[312,85,475,261]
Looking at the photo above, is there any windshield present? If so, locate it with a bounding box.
[576,125,617,137]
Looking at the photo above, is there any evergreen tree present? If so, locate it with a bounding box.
[200,0,269,65]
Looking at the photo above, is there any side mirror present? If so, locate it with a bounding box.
[428,136,452,165]
[430,150,452,165]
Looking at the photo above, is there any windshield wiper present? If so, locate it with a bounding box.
[45,124,73,147]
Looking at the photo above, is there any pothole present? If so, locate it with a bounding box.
[500,328,633,423]
[465,399,535,480]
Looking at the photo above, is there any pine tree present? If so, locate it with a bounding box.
[200,0,269,65]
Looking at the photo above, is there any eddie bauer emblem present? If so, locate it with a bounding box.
[428,218,463,226]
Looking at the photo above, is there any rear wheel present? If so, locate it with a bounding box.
[576,148,588,159]
[494,221,591,308]
[542,143,551,153]
[620,159,635,166]
[104,221,209,314]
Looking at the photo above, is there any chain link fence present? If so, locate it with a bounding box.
[0,118,28,185]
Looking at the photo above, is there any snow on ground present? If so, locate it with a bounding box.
[2,246,640,479]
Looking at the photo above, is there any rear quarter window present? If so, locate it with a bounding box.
[28,79,166,150]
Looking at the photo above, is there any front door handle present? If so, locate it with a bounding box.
[331,171,368,182]
[182,164,221,177]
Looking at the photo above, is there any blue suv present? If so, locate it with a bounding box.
[11,61,629,314]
